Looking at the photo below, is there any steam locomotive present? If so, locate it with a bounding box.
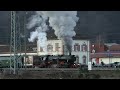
[30,55,77,68]
[21,54,78,68]
[0,54,78,68]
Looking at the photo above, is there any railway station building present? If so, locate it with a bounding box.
[37,39,90,65]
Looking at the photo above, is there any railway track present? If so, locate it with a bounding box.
[0,68,80,75]
[1,68,79,70]
[92,67,120,70]
[19,68,80,72]
[1,68,80,72]
[2,67,120,71]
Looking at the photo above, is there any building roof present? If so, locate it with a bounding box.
[0,44,37,54]
[91,53,120,58]
[109,45,120,51]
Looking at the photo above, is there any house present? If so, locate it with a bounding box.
[91,43,120,64]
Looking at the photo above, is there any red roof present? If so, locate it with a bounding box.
[110,45,120,51]
[91,53,120,58]
[90,43,107,53]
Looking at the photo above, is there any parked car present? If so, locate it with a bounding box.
[115,62,120,68]
[104,64,111,67]
[108,62,120,68]
[93,64,102,67]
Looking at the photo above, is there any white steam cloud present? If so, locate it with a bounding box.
[27,11,79,53]
[27,13,48,53]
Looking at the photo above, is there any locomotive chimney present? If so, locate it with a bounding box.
[63,45,67,55]
[69,52,71,56]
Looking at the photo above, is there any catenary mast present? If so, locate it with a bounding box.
[10,11,22,74]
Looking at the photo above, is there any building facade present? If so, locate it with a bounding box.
[91,43,120,64]
[37,39,90,65]
[91,53,120,64]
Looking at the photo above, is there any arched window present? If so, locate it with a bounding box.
[81,43,87,51]
[55,43,60,51]
[33,47,37,52]
[76,55,79,63]
[40,47,43,52]
[82,55,86,64]
[74,43,80,52]
[47,44,53,52]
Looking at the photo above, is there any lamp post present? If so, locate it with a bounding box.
[107,49,110,64]
[105,43,116,64]
[107,44,112,64]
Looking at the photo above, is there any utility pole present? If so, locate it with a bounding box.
[24,11,27,70]
[98,34,101,48]
[10,11,22,74]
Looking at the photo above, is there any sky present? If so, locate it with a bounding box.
[0,11,120,44]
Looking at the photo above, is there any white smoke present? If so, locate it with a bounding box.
[27,15,42,29]
[28,30,38,42]
[38,11,79,53]
[27,12,48,53]
[27,11,79,53]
